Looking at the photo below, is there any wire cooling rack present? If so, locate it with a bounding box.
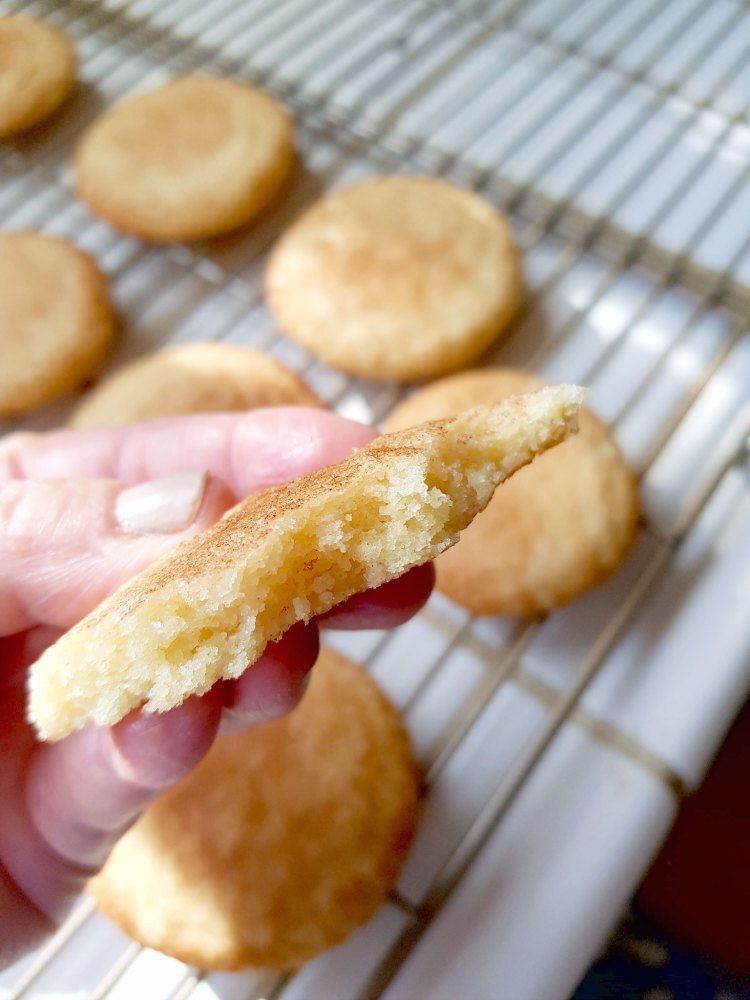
[0,0,749,997]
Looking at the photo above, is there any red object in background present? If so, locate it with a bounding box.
[638,700,750,978]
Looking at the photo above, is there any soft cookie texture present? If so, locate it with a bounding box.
[0,16,76,138]
[265,176,520,380]
[28,385,583,740]
[386,369,639,616]
[69,342,322,428]
[89,647,420,970]
[0,232,115,418]
[76,76,294,242]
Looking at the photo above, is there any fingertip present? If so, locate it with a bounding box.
[226,408,379,494]
[320,562,436,630]
[108,687,223,791]
[24,690,225,879]
[220,621,319,733]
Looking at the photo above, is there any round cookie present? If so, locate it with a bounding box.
[89,647,420,970]
[385,369,639,616]
[69,342,322,428]
[0,17,76,138]
[75,76,294,242]
[265,176,520,381]
[0,232,115,418]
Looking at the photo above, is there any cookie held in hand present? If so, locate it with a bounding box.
[29,385,583,740]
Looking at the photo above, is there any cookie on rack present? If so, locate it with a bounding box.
[69,342,322,428]
[75,76,295,242]
[385,368,639,617]
[28,384,584,740]
[265,175,521,381]
[0,232,115,418]
[89,646,420,970]
[0,16,76,138]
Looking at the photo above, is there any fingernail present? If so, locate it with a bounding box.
[115,471,208,535]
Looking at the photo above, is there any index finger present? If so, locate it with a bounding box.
[0,408,377,496]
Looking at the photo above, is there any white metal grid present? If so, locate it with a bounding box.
[0,0,748,997]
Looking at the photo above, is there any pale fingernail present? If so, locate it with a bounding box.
[115,471,208,535]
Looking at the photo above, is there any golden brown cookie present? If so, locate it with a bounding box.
[0,232,115,418]
[29,385,583,740]
[265,176,520,380]
[69,342,322,428]
[89,647,420,970]
[0,16,76,138]
[386,369,639,616]
[76,76,295,242]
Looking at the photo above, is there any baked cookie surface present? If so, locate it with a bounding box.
[386,369,639,616]
[76,76,294,242]
[0,232,114,418]
[0,16,76,137]
[69,342,322,428]
[266,176,520,380]
[29,385,583,740]
[89,647,420,970]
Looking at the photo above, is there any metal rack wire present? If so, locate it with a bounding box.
[0,0,748,997]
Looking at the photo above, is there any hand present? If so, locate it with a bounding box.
[0,407,434,969]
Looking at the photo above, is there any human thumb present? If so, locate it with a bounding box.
[0,472,234,636]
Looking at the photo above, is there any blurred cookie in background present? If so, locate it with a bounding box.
[69,341,322,428]
[385,367,639,616]
[0,232,115,418]
[89,647,421,971]
[0,16,76,137]
[266,175,521,381]
[76,76,295,242]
